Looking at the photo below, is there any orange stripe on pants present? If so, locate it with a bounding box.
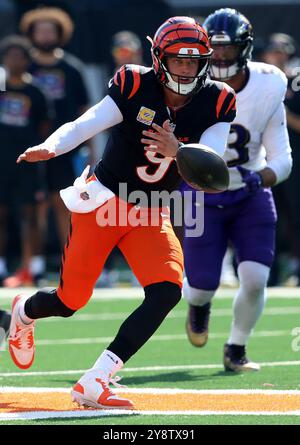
[57,197,183,310]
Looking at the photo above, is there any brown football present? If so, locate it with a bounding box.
[176,143,229,193]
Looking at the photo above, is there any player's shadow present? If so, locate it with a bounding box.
[53,369,237,386]
[33,413,138,424]
[53,371,198,386]
[121,370,239,385]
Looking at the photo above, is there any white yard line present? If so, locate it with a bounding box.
[37,306,300,323]
[2,359,300,378]
[29,330,293,346]
[0,287,300,302]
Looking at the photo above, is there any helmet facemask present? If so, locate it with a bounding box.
[210,40,251,80]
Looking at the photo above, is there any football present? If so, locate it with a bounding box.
[176,143,230,193]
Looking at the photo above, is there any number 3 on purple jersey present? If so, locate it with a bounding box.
[227,124,250,167]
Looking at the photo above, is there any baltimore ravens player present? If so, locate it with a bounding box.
[183,8,292,371]
[8,17,236,409]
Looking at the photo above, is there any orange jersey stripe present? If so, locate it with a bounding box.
[113,71,119,87]
[216,88,230,118]
[225,95,236,115]
[120,66,126,95]
[128,70,141,99]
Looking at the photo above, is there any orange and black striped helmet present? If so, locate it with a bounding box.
[149,16,212,95]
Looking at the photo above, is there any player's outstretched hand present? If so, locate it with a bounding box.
[141,119,179,158]
[17,145,56,163]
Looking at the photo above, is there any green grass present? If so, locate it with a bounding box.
[1,287,300,425]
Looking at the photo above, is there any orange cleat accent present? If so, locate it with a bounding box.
[73,383,84,394]
[8,294,35,369]
[71,369,134,410]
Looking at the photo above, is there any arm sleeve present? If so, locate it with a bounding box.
[262,101,293,184]
[199,122,231,157]
[44,95,123,156]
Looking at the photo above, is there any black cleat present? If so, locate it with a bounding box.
[223,343,260,372]
[186,303,211,347]
[0,310,11,350]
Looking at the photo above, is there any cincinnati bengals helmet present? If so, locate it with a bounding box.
[203,8,253,81]
[149,16,212,95]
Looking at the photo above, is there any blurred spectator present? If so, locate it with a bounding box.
[111,30,144,70]
[0,35,50,287]
[261,33,298,74]
[19,7,96,251]
[260,33,300,285]
[0,0,17,41]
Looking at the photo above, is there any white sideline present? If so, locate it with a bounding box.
[1,410,300,421]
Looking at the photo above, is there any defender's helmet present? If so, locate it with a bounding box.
[149,16,212,95]
[203,8,253,80]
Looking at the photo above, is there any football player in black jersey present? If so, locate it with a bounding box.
[9,17,236,409]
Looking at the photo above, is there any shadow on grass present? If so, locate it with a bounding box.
[52,369,240,387]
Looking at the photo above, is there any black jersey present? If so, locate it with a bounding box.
[29,53,89,129]
[0,77,48,162]
[95,64,236,200]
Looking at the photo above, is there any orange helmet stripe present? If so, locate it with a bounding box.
[119,66,126,95]
[157,27,204,48]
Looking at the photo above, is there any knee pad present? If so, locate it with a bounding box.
[183,277,215,306]
[238,261,270,299]
[144,281,181,310]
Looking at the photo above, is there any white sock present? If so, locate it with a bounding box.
[29,256,46,276]
[183,277,215,306]
[18,296,34,325]
[0,257,8,276]
[91,349,123,378]
[228,261,269,345]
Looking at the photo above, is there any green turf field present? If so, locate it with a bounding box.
[1,287,300,425]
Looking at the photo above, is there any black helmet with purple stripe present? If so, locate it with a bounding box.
[203,8,253,80]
